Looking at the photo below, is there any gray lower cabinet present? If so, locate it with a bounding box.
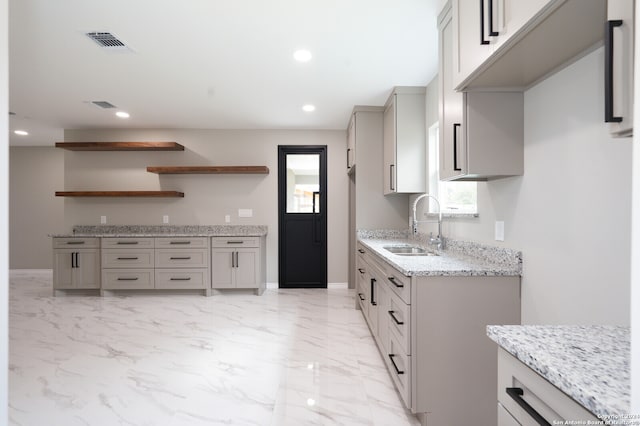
[100,237,211,295]
[497,348,599,425]
[356,242,521,425]
[211,237,266,295]
[52,238,101,292]
[155,237,210,293]
[101,237,155,291]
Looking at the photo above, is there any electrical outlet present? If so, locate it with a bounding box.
[495,221,505,241]
[100,216,107,224]
[163,215,169,224]
[225,215,231,223]
[238,209,253,218]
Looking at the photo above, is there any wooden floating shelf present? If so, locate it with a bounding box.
[146,166,270,174]
[55,142,185,151]
[55,191,184,198]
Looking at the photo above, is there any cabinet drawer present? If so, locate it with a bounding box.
[102,249,155,268]
[385,267,411,304]
[497,348,599,424]
[498,402,520,426]
[155,269,208,289]
[154,237,209,248]
[53,238,100,249]
[211,237,259,247]
[102,269,154,289]
[155,249,209,268]
[387,289,411,355]
[387,326,411,408]
[101,238,154,249]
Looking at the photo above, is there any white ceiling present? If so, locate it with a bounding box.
[8,0,439,146]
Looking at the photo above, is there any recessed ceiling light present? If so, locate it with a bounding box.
[115,111,130,118]
[14,130,29,136]
[302,104,316,112]
[293,49,312,62]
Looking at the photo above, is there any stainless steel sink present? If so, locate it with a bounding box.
[383,245,438,256]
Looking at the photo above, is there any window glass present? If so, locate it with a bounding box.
[286,154,320,213]
[428,124,478,214]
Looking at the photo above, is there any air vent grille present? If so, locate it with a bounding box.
[86,32,127,49]
[92,101,117,109]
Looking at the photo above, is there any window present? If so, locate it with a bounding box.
[427,123,478,215]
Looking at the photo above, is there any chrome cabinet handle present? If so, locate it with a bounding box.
[170,241,191,245]
[170,257,191,260]
[117,277,139,281]
[170,277,192,281]
[116,241,138,245]
[117,257,139,260]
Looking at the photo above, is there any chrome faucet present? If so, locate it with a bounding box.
[412,194,444,250]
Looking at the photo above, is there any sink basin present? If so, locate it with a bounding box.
[383,245,438,256]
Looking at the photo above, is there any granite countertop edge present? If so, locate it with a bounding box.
[50,225,268,238]
[358,237,521,277]
[486,325,631,420]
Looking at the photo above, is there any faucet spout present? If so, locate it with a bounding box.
[412,194,444,249]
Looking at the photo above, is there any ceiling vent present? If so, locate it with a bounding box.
[91,101,117,109]
[85,32,128,49]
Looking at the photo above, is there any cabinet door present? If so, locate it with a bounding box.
[452,0,495,89]
[75,250,100,289]
[497,402,520,426]
[347,114,356,170]
[493,0,555,52]
[53,250,74,289]
[235,248,259,288]
[383,100,396,194]
[212,249,235,288]
[375,280,390,354]
[440,5,466,180]
[607,0,634,137]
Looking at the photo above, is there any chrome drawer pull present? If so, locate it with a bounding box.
[170,241,191,245]
[388,354,404,375]
[66,241,85,245]
[506,388,551,426]
[226,241,244,244]
[358,293,365,301]
[358,268,365,274]
[388,310,404,325]
[170,277,192,281]
[117,277,139,281]
[116,241,138,245]
[170,256,191,260]
[357,249,365,254]
[388,277,403,288]
[117,257,139,260]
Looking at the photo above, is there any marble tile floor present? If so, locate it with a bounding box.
[9,270,421,426]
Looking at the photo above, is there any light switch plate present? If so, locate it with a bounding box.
[100,216,107,224]
[238,209,253,218]
[495,221,505,241]
[225,215,231,223]
[163,215,169,224]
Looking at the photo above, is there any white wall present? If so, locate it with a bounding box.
[63,128,348,283]
[631,1,640,414]
[9,147,64,268]
[422,48,632,325]
[1,0,8,421]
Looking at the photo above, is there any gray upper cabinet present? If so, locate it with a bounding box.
[452,0,606,91]
[439,3,524,181]
[606,0,634,137]
[346,115,356,171]
[383,87,426,194]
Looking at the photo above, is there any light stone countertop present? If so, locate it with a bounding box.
[487,325,630,420]
[358,236,521,277]
[51,225,268,238]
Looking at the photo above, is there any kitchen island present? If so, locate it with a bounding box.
[51,225,267,296]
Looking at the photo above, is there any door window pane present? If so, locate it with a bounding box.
[286,154,320,213]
